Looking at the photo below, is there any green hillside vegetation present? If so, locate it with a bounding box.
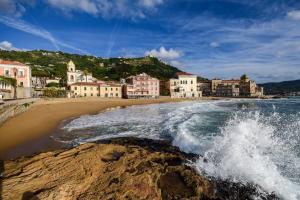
[0,50,194,86]
[259,79,300,95]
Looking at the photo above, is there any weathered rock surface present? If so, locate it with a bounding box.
[1,138,215,200]
[1,138,279,200]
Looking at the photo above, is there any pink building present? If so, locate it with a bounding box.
[0,60,32,98]
[123,73,160,98]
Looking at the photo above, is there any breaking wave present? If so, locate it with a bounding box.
[56,99,300,199]
[196,110,300,200]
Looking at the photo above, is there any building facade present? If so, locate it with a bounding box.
[67,60,94,86]
[0,77,13,99]
[123,73,160,98]
[70,82,121,98]
[197,81,211,96]
[0,60,32,98]
[168,72,202,98]
[211,75,263,97]
[216,84,239,97]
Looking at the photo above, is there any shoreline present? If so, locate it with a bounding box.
[0,97,199,159]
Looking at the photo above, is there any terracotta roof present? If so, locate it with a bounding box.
[176,72,194,76]
[0,60,26,66]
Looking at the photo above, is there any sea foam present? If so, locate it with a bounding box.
[195,110,300,200]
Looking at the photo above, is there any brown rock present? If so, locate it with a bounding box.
[1,140,216,200]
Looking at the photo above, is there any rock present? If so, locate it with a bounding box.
[1,137,279,200]
[1,138,215,200]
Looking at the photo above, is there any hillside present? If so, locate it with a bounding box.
[0,50,186,84]
[259,79,300,95]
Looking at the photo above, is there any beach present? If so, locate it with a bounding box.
[0,97,191,157]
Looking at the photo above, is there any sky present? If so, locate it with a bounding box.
[1,0,300,83]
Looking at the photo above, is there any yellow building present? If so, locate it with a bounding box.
[70,82,122,98]
[168,72,202,98]
[99,83,122,98]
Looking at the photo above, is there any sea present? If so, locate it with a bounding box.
[53,97,300,200]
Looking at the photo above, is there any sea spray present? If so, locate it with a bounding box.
[195,110,300,200]
[56,99,300,199]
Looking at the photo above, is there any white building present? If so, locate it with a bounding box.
[168,72,202,98]
[67,60,94,85]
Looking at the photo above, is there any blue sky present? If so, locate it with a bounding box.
[1,0,300,83]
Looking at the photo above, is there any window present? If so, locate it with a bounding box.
[111,88,113,91]
[18,70,24,77]
[84,93,87,96]
[4,69,9,76]
[20,82,24,87]
[116,88,118,91]
[97,94,100,96]
[191,80,193,84]
[105,93,108,97]
[84,87,87,90]
[91,87,93,90]
[116,93,118,97]
[74,87,77,90]
[70,75,74,82]
[91,93,93,96]
[105,87,108,91]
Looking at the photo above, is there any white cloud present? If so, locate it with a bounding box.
[46,0,163,19]
[0,16,89,54]
[0,41,19,51]
[47,0,98,16]
[138,0,163,8]
[145,46,182,59]
[210,42,219,48]
[287,10,300,21]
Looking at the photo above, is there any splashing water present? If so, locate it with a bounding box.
[196,110,300,200]
[55,98,300,199]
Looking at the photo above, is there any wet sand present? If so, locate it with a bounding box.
[0,97,190,159]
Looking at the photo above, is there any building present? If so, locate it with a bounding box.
[216,84,239,97]
[211,75,263,97]
[197,81,211,96]
[70,82,121,98]
[0,60,32,98]
[0,76,13,99]
[123,73,160,98]
[211,79,240,96]
[67,60,94,86]
[168,72,202,98]
[99,83,122,98]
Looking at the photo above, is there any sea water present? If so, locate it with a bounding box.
[54,98,300,199]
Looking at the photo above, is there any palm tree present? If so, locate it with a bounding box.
[240,74,248,83]
[83,69,89,82]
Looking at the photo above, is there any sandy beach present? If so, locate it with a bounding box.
[0,97,191,157]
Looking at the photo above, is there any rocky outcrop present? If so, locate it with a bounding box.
[1,138,279,200]
[1,138,215,200]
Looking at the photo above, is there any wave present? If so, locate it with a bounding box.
[57,99,300,199]
[195,110,300,200]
